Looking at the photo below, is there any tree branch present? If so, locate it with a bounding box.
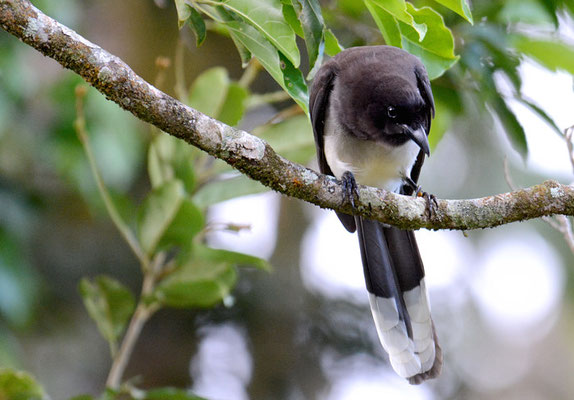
[2,0,574,231]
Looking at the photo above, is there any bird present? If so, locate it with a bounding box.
[309,45,442,384]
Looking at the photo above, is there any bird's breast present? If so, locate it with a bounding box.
[323,119,420,193]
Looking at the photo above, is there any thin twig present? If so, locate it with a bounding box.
[245,90,291,109]
[174,38,187,101]
[74,85,149,270]
[555,215,574,254]
[238,58,261,89]
[555,125,574,253]
[563,125,574,175]
[105,254,163,389]
[105,304,149,389]
[154,56,171,90]
[265,103,305,124]
[503,156,517,191]
[105,299,157,388]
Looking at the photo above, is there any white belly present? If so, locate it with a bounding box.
[323,117,420,193]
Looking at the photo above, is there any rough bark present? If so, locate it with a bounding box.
[2,0,573,231]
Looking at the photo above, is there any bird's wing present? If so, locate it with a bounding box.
[309,59,337,178]
[309,59,357,232]
[406,65,436,191]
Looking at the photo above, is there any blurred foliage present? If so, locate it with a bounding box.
[0,368,46,400]
[1,0,574,399]
[69,387,208,400]
[79,276,136,355]
[70,54,271,396]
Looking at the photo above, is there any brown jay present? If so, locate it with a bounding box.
[309,45,442,384]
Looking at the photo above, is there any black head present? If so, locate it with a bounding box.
[330,46,434,154]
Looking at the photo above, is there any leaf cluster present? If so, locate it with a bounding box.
[175,0,574,156]
[70,64,276,397]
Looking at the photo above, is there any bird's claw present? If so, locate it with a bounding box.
[416,189,438,219]
[404,177,437,218]
[341,171,359,210]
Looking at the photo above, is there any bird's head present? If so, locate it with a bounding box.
[335,68,433,156]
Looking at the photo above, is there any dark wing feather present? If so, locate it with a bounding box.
[309,59,357,232]
[405,65,436,192]
[309,60,337,178]
[415,65,435,121]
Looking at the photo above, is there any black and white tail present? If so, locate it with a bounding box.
[356,216,442,384]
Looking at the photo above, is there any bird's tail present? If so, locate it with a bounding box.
[355,216,442,384]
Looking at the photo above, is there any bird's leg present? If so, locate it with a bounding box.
[341,170,359,210]
[404,177,438,218]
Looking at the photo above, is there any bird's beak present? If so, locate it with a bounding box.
[404,125,430,156]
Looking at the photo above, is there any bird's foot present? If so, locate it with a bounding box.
[404,177,438,218]
[341,171,359,210]
[418,190,438,219]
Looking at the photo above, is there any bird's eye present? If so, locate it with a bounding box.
[387,106,397,119]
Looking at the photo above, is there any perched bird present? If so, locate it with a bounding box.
[309,45,442,384]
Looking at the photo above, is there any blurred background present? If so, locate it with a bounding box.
[1,0,574,399]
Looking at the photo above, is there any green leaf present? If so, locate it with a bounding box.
[225,21,309,113]
[187,6,207,46]
[186,64,248,126]
[217,83,249,126]
[339,0,366,17]
[153,244,269,308]
[364,0,401,47]
[192,174,269,208]
[491,96,528,156]
[431,0,473,24]
[279,53,309,114]
[515,96,563,136]
[282,2,305,38]
[512,35,574,75]
[157,198,205,252]
[174,0,193,29]
[148,134,197,194]
[253,114,315,163]
[219,0,300,67]
[0,231,38,328]
[100,388,120,400]
[109,191,139,231]
[79,276,136,348]
[69,395,94,400]
[144,387,208,400]
[324,29,344,56]
[138,181,185,256]
[228,34,253,67]
[226,21,283,85]
[154,258,237,309]
[469,26,521,90]
[365,0,427,40]
[196,245,271,271]
[498,0,554,25]
[399,4,459,79]
[171,150,197,196]
[173,1,207,46]
[187,67,230,117]
[536,0,560,28]
[294,0,325,71]
[0,369,46,400]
